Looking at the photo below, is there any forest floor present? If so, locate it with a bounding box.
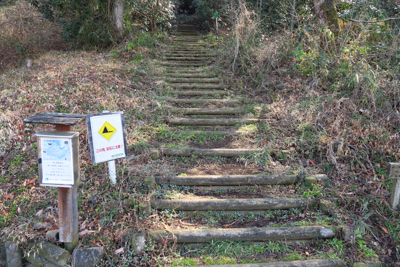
[0,17,399,267]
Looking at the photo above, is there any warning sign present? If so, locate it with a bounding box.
[86,112,127,164]
[98,121,116,141]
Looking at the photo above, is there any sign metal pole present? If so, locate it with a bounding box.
[103,110,117,185]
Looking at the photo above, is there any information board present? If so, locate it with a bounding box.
[86,112,127,164]
[36,131,79,187]
[41,138,74,185]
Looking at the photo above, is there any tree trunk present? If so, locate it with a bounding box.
[113,0,124,36]
[231,0,236,14]
[313,0,339,35]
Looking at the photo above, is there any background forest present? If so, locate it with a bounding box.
[1,0,400,266]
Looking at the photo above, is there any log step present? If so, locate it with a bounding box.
[165,57,211,61]
[168,118,258,126]
[163,148,262,157]
[169,107,246,115]
[154,174,301,186]
[165,68,209,72]
[166,78,220,83]
[170,90,229,96]
[164,54,213,57]
[151,226,336,243]
[166,73,216,78]
[172,84,223,89]
[167,98,240,104]
[162,62,206,66]
[194,259,345,267]
[151,198,315,211]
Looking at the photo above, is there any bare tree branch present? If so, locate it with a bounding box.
[349,17,400,23]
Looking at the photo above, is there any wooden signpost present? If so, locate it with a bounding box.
[388,163,400,209]
[24,113,85,252]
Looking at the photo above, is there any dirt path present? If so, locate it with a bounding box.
[151,24,351,266]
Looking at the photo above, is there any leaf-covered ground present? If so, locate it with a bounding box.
[0,24,399,267]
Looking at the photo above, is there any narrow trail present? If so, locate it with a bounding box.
[153,24,347,267]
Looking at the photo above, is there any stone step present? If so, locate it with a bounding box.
[169,107,246,115]
[163,148,262,157]
[167,98,240,104]
[194,259,345,267]
[151,197,315,211]
[155,174,301,186]
[166,78,220,83]
[172,83,223,89]
[168,118,258,126]
[151,226,336,243]
[170,90,229,96]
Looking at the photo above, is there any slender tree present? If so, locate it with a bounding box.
[113,0,125,36]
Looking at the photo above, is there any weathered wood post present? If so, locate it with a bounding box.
[388,163,400,209]
[24,113,85,252]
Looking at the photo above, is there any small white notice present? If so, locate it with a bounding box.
[86,112,127,164]
[41,138,74,185]
[36,131,79,188]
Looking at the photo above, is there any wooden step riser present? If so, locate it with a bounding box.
[167,78,219,83]
[152,198,316,211]
[155,174,301,186]
[195,260,345,267]
[170,90,228,96]
[163,148,262,157]
[172,84,223,89]
[169,107,246,115]
[168,118,257,126]
[166,98,240,104]
[166,74,217,78]
[151,226,336,243]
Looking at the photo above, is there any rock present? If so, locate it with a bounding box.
[121,229,135,239]
[340,226,355,245]
[152,101,161,108]
[33,222,52,231]
[305,174,328,186]
[26,252,61,267]
[319,199,336,215]
[149,150,160,160]
[144,177,156,188]
[5,242,22,267]
[353,263,367,267]
[0,242,6,267]
[138,203,152,217]
[46,230,59,241]
[275,68,288,75]
[72,247,104,267]
[137,121,145,126]
[131,233,146,256]
[33,241,71,266]
[365,262,381,267]
[123,199,137,208]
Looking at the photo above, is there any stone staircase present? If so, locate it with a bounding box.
[152,24,347,267]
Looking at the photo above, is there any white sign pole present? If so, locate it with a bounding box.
[103,110,117,185]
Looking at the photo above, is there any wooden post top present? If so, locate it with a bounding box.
[23,113,86,126]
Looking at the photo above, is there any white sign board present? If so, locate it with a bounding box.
[41,138,74,185]
[86,112,127,164]
[36,131,79,187]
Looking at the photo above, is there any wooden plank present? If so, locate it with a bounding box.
[24,113,85,126]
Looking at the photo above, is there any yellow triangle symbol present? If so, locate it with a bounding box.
[98,121,117,141]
